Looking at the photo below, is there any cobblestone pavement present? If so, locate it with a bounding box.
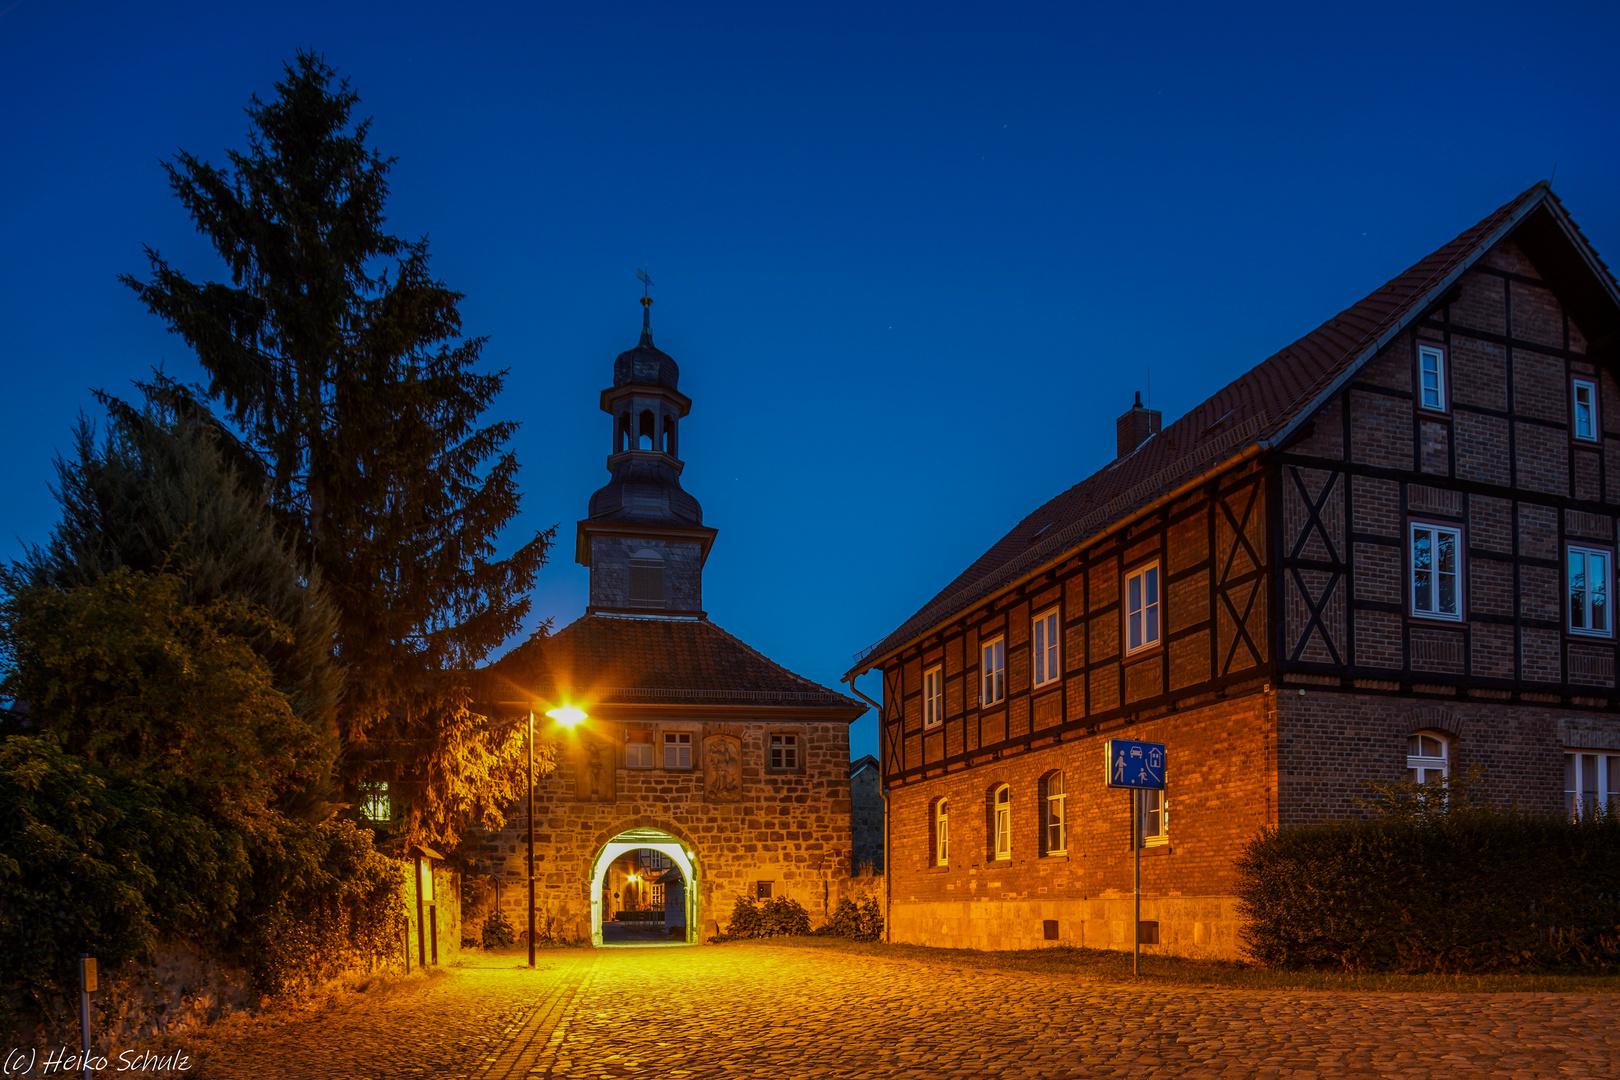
[187,943,1620,1079]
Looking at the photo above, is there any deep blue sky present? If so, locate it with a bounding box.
[3,2,1618,762]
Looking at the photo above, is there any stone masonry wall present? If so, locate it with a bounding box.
[886,688,1277,961]
[470,717,852,941]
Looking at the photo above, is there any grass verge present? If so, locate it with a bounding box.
[728,935,1620,993]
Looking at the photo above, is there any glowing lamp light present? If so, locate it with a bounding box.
[545,705,588,727]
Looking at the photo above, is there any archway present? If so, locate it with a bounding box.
[588,826,700,946]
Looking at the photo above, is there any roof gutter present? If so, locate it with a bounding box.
[847,440,1268,681]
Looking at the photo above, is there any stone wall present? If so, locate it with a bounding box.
[469,717,853,942]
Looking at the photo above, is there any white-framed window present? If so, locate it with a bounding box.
[1125,562,1162,654]
[770,733,799,770]
[1568,545,1612,638]
[1417,343,1447,412]
[626,729,654,769]
[1566,751,1620,819]
[1032,609,1061,688]
[1572,377,1598,442]
[1044,772,1066,855]
[992,784,1011,859]
[359,781,391,824]
[981,637,1006,705]
[663,731,692,769]
[934,798,949,865]
[923,665,944,728]
[1410,522,1463,621]
[650,882,666,908]
[1407,732,1449,784]
[1139,788,1168,846]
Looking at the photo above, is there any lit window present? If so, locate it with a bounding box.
[626,729,653,769]
[992,784,1011,860]
[981,638,1006,705]
[1139,789,1168,845]
[934,799,949,865]
[663,731,692,769]
[359,782,391,824]
[1407,732,1449,784]
[1569,545,1612,637]
[770,733,799,770]
[923,665,943,728]
[1032,609,1061,687]
[650,882,666,907]
[1410,522,1462,620]
[1573,378,1598,442]
[1566,751,1620,819]
[1418,344,1447,412]
[1044,772,1066,855]
[1125,563,1161,653]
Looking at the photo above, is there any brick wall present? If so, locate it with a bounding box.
[886,688,1276,960]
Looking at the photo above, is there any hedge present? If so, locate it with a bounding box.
[1236,805,1620,972]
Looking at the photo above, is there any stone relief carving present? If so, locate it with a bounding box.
[575,734,616,802]
[704,734,742,802]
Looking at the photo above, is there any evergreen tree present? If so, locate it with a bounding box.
[122,52,551,845]
[9,395,342,816]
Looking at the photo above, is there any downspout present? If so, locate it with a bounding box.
[843,675,890,943]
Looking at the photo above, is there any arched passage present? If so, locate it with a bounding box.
[588,826,700,946]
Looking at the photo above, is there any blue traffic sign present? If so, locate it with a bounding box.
[1106,739,1166,790]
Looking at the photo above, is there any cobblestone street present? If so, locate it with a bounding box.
[189,943,1620,1079]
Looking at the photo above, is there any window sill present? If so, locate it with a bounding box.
[1407,612,1465,626]
[1124,644,1163,661]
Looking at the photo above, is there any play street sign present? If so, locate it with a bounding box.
[1106,739,1166,790]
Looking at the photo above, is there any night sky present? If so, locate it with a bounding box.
[4,2,1618,762]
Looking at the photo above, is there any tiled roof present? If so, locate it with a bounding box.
[848,183,1576,678]
[473,614,865,715]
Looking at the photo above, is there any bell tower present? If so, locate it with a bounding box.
[575,294,717,616]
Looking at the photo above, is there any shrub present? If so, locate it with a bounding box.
[713,894,811,941]
[816,896,885,941]
[1236,792,1620,972]
[481,908,516,949]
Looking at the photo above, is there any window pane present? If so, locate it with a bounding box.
[1594,553,1609,633]
[1413,529,1433,612]
[1128,611,1142,650]
[1145,602,1159,644]
[1129,573,1142,615]
[1571,550,1588,629]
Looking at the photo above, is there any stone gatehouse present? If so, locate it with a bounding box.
[468,301,865,943]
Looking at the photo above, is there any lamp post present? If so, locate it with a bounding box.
[526,704,585,969]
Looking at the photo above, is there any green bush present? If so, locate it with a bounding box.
[816,896,885,941]
[1236,792,1620,972]
[713,894,812,941]
[481,908,516,949]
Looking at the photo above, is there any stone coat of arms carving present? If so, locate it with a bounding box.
[703,734,742,803]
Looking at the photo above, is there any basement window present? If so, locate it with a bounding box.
[1566,751,1620,819]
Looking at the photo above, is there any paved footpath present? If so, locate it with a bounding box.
[187,943,1620,1079]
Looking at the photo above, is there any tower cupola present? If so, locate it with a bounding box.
[576,293,717,616]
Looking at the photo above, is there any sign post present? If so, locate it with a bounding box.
[79,954,97,1080]
[1105,739,1166,977]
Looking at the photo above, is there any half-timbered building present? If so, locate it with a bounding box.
[844,183,1620,959]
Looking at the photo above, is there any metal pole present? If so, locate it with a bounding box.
[528,710,537,969]
[79,954,92,1080]
[1133,789,1141,977]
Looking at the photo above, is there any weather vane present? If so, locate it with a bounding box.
[635,268,655,337]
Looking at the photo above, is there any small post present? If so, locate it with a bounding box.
[527,710,537,969]
[79,954,97,1079]
[1133,789,1141,977]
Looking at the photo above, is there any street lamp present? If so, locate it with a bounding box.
[524,704,587,969]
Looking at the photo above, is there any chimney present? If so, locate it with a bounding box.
[1116,391,1161,459]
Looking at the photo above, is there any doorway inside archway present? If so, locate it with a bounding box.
[588,827,699,946]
